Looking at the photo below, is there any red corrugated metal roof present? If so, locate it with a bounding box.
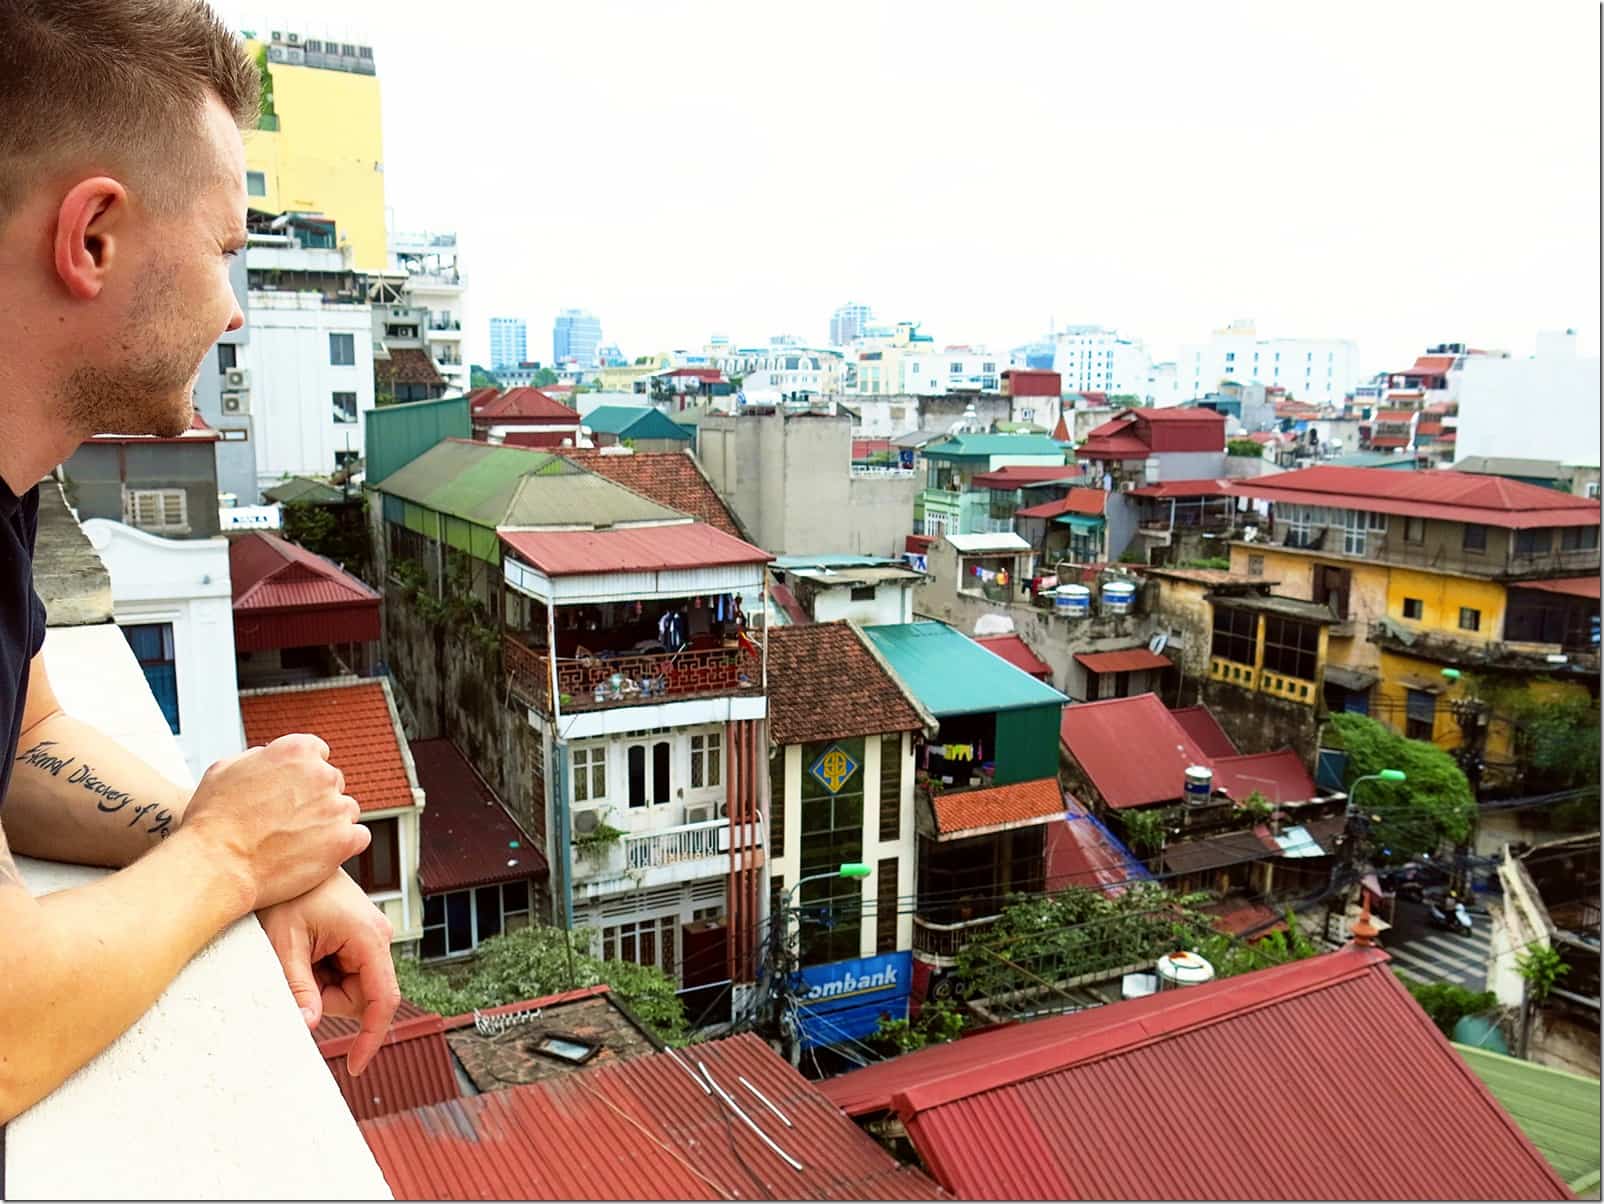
[239,682,416,814]
[1229,467,1600,530]
[974,633,1052,679]
[663,366,724,381]
[1512,576,1600,599]
[231,531,381,612]
[315,1001,460,1122]
[1170,705,1238,757]
[360,1032,946,1201]
[827,946,1568,1201]
[499,522,771,576]
[969,465,1080,489]
[1015,487,1107,519]
[852,437,893,459]
[1059,693,1211,809]
[1369,434,1411,448]
[1211,749,1318,805]
[475,388,581,422]
[412,739,545,893]
[1044,795,1143,894]
[1074,648,1171,674]
[932,777,1064,838]
[1076,433,1152,460]
[1376,408,1417,423]
[1125,478,1233,499]
[1409,354,1457,376]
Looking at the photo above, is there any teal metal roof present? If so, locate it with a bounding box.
[863,621,1068,717]
[921,433,1067,461]
[583,405,693,441]
[1453,1043,1601,1193]
[364,395,472,484]
[774,554,901,569]
[1323,452,1419,470]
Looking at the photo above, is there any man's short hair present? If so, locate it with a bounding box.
[0,0,260,222]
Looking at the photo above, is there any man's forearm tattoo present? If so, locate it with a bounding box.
[14,740,174,838]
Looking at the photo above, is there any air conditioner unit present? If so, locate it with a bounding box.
[270,30,283,42]
[224,368,250,389]
[267,45,287,62]
[220,390,250,415]
[685,802,715,825]
[280,47,304,65]
[285,31,301,44]
[716,800,729,819]
[573,810,600,836]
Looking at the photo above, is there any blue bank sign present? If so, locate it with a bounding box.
[791,951,912,1050]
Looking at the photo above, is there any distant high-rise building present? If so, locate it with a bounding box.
[830,302,873,346]
[1177,319,1359,406]
[553,309,603,366]
[489,317,527,370]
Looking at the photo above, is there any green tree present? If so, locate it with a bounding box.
[393,925,688,1043]
[1398,974,1499,1037]
[1327,712,1475,860]
[532,367,560,388]
[281,498,370,579]
[1472,676,1600,794]
[469,364,502,389]
[1227,437,1267,457]
[1120,808,1172,855]
[870,998,967,1055]
[1516,944,1568,1005]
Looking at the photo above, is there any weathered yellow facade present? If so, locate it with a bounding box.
[243,42,388,272]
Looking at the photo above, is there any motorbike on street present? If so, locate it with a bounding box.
[1425,891,1473,936]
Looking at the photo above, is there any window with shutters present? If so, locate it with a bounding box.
[769,749,786,857]
[1405,689,1436,741]
[123,622,180,733]
[690,731,722,789]
[879,734,902,841]
[571,744,606,803]
[876,857,899,953]
[124,488,188,534]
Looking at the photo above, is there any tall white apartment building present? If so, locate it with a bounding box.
[242,221,375,488]
[1051,326,1155,398]
[390,230,468,395]
[1177,318,1360,405]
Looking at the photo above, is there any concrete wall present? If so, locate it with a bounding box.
[1225,454,1277,478]
[844,473,920,557]
[1458,333,1601,465]
[1195,677,1321,764]
[80,518,244,780]
[1151,450,1228,480]
[63,442,223,540]
[807,581,914,625]
[1103,492,1140,562]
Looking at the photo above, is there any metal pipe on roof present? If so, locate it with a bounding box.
[698,1062,803,1172]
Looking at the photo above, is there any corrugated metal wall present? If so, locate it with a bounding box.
[365,396,470,485]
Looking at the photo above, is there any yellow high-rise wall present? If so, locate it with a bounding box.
[243,43,388,272]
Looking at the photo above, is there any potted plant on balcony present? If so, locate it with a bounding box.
[572,808,626,864]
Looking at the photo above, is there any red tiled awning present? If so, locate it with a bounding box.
[931,777,1065,840]
[1075,648,1170,673]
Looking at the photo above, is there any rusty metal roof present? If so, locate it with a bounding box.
[499,522,770,576]
[824,946,1570,1201]
[359,1032,946,1200]
[1074,647,1171,674]
[314,1002,459,1122]
[411,738,546,893]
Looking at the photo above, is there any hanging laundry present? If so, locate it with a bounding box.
[997,568,1009,587]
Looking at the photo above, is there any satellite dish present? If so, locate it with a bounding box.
[973,613,1015,637]
[1149,632,1168,654]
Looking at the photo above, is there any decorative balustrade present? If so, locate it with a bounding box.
[503,635,760,713]
[912,912,1001,960]
[624,819,725,871]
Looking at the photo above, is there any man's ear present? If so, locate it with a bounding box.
[53,177,128,301]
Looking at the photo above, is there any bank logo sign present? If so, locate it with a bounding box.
[809,743,859,794]
[792,952,912,1051]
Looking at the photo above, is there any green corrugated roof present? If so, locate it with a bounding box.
[263,476,345,505]
[863,621,1068,717]
[1453,1043,1602,1193]
[584,405,693,440]
[922,433,1067,461]
[371,439,682,529]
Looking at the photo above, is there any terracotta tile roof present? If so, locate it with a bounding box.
[558,449,744,538]
[1375,408,1417,423]
[474,388,580,422]
[440,987,661,1094]
[238,681,417,814]
[931,777,1064,838]
[819,946,1569,1201]
[411,739,546,894]
[314,1001,459,1122]
[767,622,925,746]
[973,633,1052,679]
[359,1032,947,1201]
[375,347,446,387]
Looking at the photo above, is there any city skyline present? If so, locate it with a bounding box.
[218,0,1600,381]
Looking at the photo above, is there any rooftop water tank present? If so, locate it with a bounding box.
[1102,580,1136,614]
[1156,950,1215,990]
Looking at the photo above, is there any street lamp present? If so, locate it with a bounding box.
[769,863,873,1059]
[783,862,872,911]
[1331,769,1406,937]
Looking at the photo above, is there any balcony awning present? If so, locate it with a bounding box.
[1323,664,1379,692]
[1075,648,1170,674]
[1055,514,1106,530]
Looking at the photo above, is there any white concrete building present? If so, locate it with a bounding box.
[717,345,845,398]
[80,518,244,782]
[391,229,469,394]
[1455,330,1600,465]
[1052,326,1155,399]
[243,240,375,488]
[1178,318,1360,405]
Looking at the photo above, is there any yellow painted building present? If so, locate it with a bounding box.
[243,39,388,272]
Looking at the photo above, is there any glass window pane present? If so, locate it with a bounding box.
[628,745,646,807]
[369,818,398,890]
[502,881,528,915]
[652,741,671,805]
[424,894,445,927]
[476,885,503,943]
[420,926,446,960]
[446,891,473,954]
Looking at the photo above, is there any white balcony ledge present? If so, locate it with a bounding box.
[7,513,389,1199]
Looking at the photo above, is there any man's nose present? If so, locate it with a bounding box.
[225,303,245,334]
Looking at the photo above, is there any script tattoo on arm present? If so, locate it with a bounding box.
[14,739,174,839]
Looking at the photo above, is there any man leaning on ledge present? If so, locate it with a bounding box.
[0,0,400,1122]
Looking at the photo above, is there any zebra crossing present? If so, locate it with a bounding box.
[1383,919,1493,991]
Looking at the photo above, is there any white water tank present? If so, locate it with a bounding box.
[1156,950,1215,990]
[1183,765,1214,807]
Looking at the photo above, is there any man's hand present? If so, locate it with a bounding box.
[184,734,371,912]
[257,871,400,1076]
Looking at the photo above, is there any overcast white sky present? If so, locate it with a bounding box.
[221,0,1600,376]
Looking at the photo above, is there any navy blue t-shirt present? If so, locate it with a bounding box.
[1,479,49,807]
